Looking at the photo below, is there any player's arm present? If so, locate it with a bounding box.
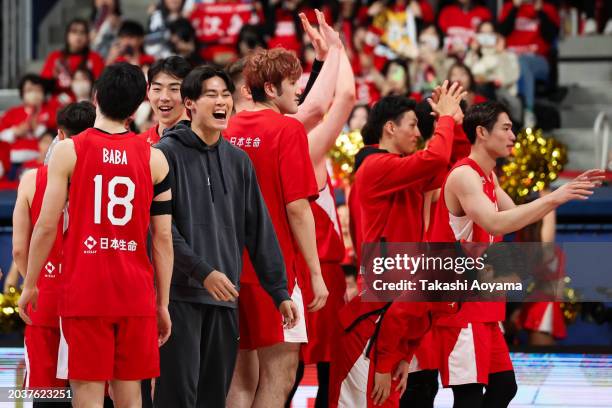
[308,45,356,189]
[448,167,602,236]
[150,147,174,345]
[19,140,74,323]
[12,170,36,278]
[492,173,517,211]
[290,10,342,133]
[286,198,328,312]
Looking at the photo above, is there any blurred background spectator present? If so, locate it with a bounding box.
[145,0,189,59]
[0,74,57,178]
[499,0,560,128]
[40,18,105,96]
[90,0,124,58]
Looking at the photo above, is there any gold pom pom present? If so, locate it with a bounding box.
[499,128,568,204]
[329,130,365,184]
[0,286,23,333]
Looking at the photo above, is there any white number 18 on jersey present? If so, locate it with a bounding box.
[93,175,135,226]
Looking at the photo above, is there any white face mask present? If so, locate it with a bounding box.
[71,80,91,98]
[23,91,44,106]
[420,35,440,51]
[477,33,497,48]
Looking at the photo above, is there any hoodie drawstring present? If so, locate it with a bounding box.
[204,151,215,202]
[215,148,228,195]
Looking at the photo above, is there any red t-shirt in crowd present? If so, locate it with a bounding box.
[41,50,105,93]
[224,109,318,290]
[438,5,492,52]
[28,166,64,327]
[0,103,58,163]
[61,128,155,317]
[500,2,559,57]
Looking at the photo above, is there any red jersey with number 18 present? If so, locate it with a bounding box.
[61,128,155,317]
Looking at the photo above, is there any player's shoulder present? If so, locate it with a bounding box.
[280,113,306,130]
[18,168,37,188]
[447,165,482,190]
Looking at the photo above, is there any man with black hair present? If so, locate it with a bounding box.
[0,74,58,169]
[107,20,155,67]
[12,102,95,407]
[153,65,293,407]
[140,56,192,145]
[429,101,603,408]
[18,63,174,407]
[329,82,466,407]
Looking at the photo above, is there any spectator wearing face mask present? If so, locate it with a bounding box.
[438,0,492,58]
[70,68,95,102]
[411,24,455,95]
[0,75,58,173]
[464,21,522,123]
[40,18,105,95]
[499,0,560,128]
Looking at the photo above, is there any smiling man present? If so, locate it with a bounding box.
[139,56,191,145]
[153,66,294,407]
[224,47,328,408]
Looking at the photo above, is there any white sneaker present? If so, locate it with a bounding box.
[524,110,536,129]
[584,19,597,35]
[604,19,612,35]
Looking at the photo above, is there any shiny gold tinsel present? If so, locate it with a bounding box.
[329,130,364,183]
[0,286,23,333]
[560,277,580,325]
[500,128,568,204]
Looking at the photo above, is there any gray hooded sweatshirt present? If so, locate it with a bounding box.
[156,121,290,308]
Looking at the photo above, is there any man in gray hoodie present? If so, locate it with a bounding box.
[153,65,297,407]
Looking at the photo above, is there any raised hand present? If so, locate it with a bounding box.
[427,80,467,120]
[300,12,329,61]
[315,9,341,48]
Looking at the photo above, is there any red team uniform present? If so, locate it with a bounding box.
[224,109,318,349]
[430,157,513,387]
[57,128,159,381]
[330,116,459,406]
[24,166,68,388]
[301,176,346,364]
[139,125,161,145]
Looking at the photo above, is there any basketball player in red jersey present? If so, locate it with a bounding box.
[430,101,604,407]
[139,56,191,145]
[329,82,465,408]
[288,25,356,406]
[18,62,174,408]
[224,46,329,407]
[12,102,95,396]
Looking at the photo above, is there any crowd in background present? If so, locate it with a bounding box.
[0,0,611,186]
